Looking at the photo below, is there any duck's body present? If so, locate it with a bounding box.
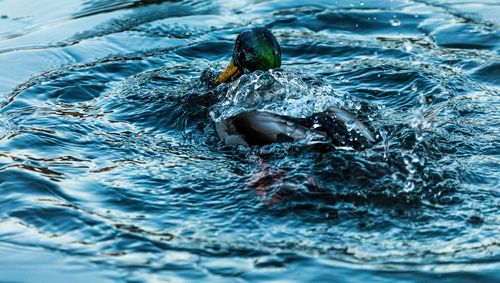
[216,108,375,149]
[216,111,310,146]
[213,28,376,150]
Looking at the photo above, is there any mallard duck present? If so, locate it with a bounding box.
[214,28,375,149]
[214,27,281,85]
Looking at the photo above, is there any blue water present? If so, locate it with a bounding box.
[0,0,499,282]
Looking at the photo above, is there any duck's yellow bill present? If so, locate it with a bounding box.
[214,60,242,85]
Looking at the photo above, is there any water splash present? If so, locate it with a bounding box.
[210,69,342,122]
[0,0,499,281]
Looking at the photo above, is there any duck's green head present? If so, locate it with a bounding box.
[215,28,282,85]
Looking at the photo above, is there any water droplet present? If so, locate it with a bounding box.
[390,19,401,27]
[392,173,399,180]
[419,94,426,105]
[416,132,424,141]
[403,180,416,192]
[404,40,413,52]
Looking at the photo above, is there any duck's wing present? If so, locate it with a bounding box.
[215,111,314,146]
[215,109,376,149]
[311,107,376,149]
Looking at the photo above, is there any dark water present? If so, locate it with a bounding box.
[1,0,499,282]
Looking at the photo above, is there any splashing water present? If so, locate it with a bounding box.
[0,0,499,282]
[210,69,342,122]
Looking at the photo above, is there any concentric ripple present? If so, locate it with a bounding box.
[0,0,499,282]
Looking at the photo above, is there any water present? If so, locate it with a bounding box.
[0,0,499,282]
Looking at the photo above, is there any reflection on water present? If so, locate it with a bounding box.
[0,0,499,282]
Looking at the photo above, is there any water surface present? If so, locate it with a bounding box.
[0,0,499,282]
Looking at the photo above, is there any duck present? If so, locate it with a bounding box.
[213,28,376,149]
